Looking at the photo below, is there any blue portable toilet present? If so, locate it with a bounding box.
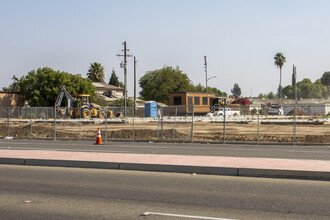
[145,101,157,117]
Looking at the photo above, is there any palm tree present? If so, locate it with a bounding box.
[87,62,105,82]
[274,53,286,99]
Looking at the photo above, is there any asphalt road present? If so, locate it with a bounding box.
[0,139,330,160]
[1,165,330,220]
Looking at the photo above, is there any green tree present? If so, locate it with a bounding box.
[257,93,267,99]
[320,71,330,86]
[282,85,295,99]
[111,97,134,107]
[194,83,227,97]
[8,67,95,107]
[274,52,286,99]
[87,62,105,82]
[2,75,20,92]
[231,83,241,98]
[295,78,327,99]
[108,69,124,87]
[267,91,276,99]
[139,66,195,104]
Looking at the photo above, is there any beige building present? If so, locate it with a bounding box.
[92,82,124,102]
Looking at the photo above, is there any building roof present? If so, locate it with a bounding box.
[92,82,124,91]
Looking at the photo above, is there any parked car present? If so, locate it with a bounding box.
[267,104,284,115]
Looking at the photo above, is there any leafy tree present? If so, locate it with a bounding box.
[267,91,276,99]
[194,83,227,97]
[108,69,124,88]
[6,67,95,107]
[2,75,20,92]
[296,78,327,99]
[139,66,195,104]
[320,71,330,86]
[282,85,295,99]
[258,93,267,99]
[111,97,134,107]
[231,83,241,98]
[87,62,105,82]
[274,52,286,98]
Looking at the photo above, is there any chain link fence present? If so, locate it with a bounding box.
[0,105,329,144]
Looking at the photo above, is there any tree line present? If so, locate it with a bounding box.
[3,59,329,107]
[257,53,330,100]
[2,64,229,106]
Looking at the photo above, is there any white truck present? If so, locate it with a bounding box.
[207,108,240,116]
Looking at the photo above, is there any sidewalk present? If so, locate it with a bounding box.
[1,149,330,180]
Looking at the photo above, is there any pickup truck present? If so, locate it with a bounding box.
[267,105,284,115]
[214,108,240,116]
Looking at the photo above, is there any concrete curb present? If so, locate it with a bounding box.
[120,163,238,176]
[239,168,330,180]
[1,157,329,181]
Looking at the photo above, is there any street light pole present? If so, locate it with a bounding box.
[204,56,208,92]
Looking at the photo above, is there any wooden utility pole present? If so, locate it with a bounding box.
[204,56,208,92]
[134,56,136,105]
[117,41,132,117]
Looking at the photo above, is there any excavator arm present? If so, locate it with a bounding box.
[55,86,76,116]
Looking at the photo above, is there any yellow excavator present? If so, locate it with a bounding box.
[55,86,105,119]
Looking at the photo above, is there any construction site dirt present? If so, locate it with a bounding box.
[1,119,329,144]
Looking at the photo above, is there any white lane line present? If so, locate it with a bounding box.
[142,212,237,220]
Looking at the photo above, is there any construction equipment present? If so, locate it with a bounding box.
[55,86,105,119]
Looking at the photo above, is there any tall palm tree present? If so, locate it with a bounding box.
[87,62,105,82]
[274,53,286,99]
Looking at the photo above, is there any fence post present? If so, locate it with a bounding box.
[190,106,194,142]
[30,108,32,139]
[79,107,81,141]
[257,107,260,144]
[173,107,177,139]
[157,107,160,140]
[223,105,226,144]
[7,107,10,137]
[132,107,135,142]
[54,107,56,141]
[293,104,296,145]
[105,107,108,142]
[160,107,164,142]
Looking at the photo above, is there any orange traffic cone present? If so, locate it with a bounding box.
[95,128,102,145]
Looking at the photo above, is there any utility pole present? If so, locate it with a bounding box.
[204,56,216,92]
[117,41,132,117]
[134,56,137,113]
[204,56,208,92]
[134,56,136,104]
[293,64,297,145]
[294,65,297,104]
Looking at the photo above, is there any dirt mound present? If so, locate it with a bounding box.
[287,109,305,116]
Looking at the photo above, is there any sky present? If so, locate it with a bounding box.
[1,0,330,97]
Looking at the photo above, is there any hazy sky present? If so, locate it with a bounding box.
[1,0,330,97]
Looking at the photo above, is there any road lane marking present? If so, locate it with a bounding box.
[142,212,237,220]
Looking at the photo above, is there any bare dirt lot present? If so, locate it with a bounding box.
[1,120,329,144]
